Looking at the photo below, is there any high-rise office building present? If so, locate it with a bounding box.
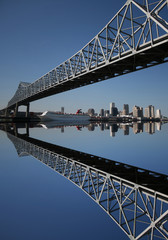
[110,102,115,114]
[123,104,129,115]
[151,105,155,118]
[61,107,64,114]
[105,110,110,117]
[144,107,149,118]
[88,108,95,116]
[110,102,118,116]
[155,109,161,118]
[132,106,143,118]
[144,105,155,118]
[100,109,104,117]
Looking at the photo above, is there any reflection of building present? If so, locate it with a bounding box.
[144,105,155,118]
[121,125,129,135]
[105,123,110,130]
[100,123,104,131]
[132,106,143,118]
[144,122,155,134]
[156,122,161,131]
[88,124,95,131]
[133,123,143,134]
[110,124,118,137]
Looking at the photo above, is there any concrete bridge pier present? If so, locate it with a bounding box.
[4,104,19,117]
[5,107,14,117]
[4,102,30,118]
[25,103,30,118]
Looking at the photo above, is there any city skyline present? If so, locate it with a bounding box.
[0,0,168,116]
[76,103,163,118]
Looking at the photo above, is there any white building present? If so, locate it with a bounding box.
[155,109,161,118]
[110,102,115,115]
[144,105,155,118]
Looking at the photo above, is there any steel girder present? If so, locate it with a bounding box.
[5,130,168,240]
[6,0,168,109]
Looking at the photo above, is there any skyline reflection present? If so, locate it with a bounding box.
[38,121,165,137]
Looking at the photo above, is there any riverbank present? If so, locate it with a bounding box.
[0,116,40,123]
[90,116,168,123]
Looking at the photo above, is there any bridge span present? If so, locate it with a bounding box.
[2,0,168,116]
[1,123,168,239]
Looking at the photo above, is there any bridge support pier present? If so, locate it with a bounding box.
[25,103,30,118]
[5,107,13,117]
[7,102,30,118]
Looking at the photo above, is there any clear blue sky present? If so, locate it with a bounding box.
[0,0,168,116]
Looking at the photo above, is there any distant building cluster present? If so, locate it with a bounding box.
[87,102,162,119]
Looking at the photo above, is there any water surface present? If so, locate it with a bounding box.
[0,122,168,240]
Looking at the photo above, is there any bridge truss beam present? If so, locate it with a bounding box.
[5,0,168,110]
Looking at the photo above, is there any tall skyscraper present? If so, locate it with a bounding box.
[132,106,143,118]
[100,109,104,117]
[61,107,64,114]
[105,110,110,117]
[110,102,115,114]
[156,109,161,118]
[123,104,129,115]
[150,105,155,118]
[144,105,155,118]
[144,107,149,118]
[110,102,118,116]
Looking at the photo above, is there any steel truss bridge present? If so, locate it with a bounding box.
[2,124,168,240]
[2,0,168,115]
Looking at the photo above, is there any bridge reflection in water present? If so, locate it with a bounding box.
[2,124,168,240]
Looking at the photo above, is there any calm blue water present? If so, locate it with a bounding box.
[0,122,168,240]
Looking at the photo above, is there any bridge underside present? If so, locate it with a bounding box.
[2,38,168,117]
[17,40,168,106]
[3,0,168,114]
